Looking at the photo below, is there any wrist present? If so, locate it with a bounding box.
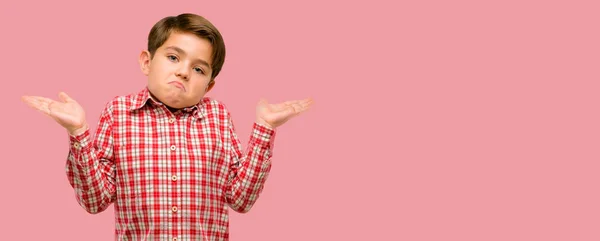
[68,123,88,136]
[255,118,274,129]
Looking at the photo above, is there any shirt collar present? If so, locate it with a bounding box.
[129,87,207,119]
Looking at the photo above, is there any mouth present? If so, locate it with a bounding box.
[168,81,186,91]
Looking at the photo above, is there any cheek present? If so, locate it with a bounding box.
[188,80,210,94]
[150,60,173,77]
[188,83,205,93]
[147,73,162,87]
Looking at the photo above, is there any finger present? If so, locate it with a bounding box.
[257,98,268,105]
[291,100,312,115]
[300,98,313,107]
[268,101,295,112]
[281,98,312,107]
[22,96,51,114]
[273,100,306,111]
[34,96,60,113]
[299,97,312,104]
[271,97,313,112]
[24,96,55,104]
[272,101,294,109]
[274,104,302,120]
[21,96,39,109]
[31,96,70,118]
[270,102,290,112]
[58,92,74,103]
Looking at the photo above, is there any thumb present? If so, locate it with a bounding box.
[257,98,268,105]
[58,92,74,103]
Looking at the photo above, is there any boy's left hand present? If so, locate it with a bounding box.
[255,98,313,129]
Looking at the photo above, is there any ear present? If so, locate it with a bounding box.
[205,80,216,93]
[139,50,152,76]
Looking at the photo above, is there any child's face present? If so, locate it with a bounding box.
[139,31,215,109]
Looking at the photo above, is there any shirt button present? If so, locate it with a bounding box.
[169,118,175,123]
[170,145,176,151]
[73,143,80,148]
[172,206,178,213]
[171,175,178,181]
[173,238,178,241]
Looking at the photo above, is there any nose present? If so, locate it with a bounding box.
[175,66,189,80]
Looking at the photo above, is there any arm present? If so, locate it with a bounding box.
[224,114,276,213]
[22,92,118,214]
[66,102,116,214]
[65,103,116,214]
[223,97,313,213]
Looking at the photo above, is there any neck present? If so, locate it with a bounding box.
[148,90,182,113]
[166,105,181,113]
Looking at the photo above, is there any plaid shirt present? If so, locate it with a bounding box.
[65,87,275,240]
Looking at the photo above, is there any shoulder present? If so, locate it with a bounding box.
[200,96,232,115]
[200,96,238,127]
[100,91,141,116]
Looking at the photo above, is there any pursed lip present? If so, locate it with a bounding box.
[168,81,186,91]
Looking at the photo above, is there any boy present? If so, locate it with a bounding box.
[22,13,312,240]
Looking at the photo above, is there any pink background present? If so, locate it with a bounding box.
[2,0,600,240]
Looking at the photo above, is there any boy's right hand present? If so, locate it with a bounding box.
[21,92,88,136]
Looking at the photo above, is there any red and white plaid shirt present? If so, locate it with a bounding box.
[66,87,275,241]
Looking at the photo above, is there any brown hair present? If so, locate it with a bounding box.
[147,13,226,81]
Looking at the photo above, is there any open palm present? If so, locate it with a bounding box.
[21,92,87,134]
[256,98,313,128]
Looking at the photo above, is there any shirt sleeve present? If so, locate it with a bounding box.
[224,111,276,213]
[65,102,117,214]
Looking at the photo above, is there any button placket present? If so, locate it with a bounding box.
[166,115,182,236]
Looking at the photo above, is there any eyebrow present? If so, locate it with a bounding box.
[164,46,211,68]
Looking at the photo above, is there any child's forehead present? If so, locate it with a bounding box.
[161,32,212,50]
[158,33,213,66]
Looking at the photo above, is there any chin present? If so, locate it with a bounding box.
[167,96,201,109]
[163,99,186,108]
